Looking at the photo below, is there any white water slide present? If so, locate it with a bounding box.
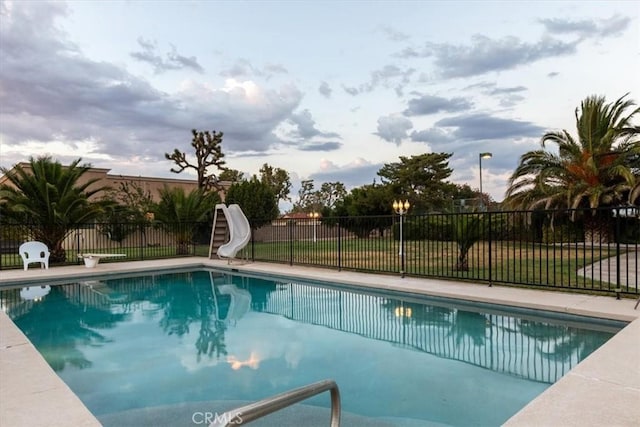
[212,204,251,260]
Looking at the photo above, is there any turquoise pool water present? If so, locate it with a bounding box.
[0,269,623,426]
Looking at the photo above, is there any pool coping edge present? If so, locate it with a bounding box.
[1,258,639,426]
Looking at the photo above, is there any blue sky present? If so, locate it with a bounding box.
[0,0,638,204]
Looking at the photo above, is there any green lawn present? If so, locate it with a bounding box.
[243,238,624,293]
[2,237,632,295]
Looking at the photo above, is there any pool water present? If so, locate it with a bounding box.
[0,269,623,426]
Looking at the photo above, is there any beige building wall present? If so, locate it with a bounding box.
[61,225,172,252]
[0,163,230,202]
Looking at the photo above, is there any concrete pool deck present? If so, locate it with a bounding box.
[1,258,639,426]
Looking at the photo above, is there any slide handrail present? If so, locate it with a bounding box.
[210,379,341,427]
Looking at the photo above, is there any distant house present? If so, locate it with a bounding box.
[0,163,231,202]
[273,212,322,226]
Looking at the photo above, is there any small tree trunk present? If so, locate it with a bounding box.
[50,246,66,263]
[455,248,469,271]
[176,242,190,255]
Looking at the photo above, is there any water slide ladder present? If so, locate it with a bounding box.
[209,204,251,263]
[210,379,341,427]
[209,205,229,255]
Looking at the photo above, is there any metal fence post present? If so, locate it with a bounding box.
[400,214,405,278]
[139,226,144,261]
[288,219,294,266]
[192,222,196,256]
[488,211,493,287]
[251,230,255,261]
[615,211,621,299]
[76,229,82,263]
[337,219,342,271]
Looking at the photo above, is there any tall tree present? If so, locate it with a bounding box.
[505,94,640,241]
[219,168,245,183]
[293,179,319,212]
[102,180,154,222]
[333,183,394,238]
[317,181,347,210]
[259,163,292,203]
[449,183,492,212]
[292,179,346,214]
[225,177,279,229]
[377,153,454,213]
[99,180,155,246]
[0,156,112,262]
[165,129,227,192]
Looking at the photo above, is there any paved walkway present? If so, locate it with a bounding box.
[578,251,638,288]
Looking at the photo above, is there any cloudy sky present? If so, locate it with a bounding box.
[0,0,638,204]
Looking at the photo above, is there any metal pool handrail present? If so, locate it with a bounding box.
[210,379,341,426]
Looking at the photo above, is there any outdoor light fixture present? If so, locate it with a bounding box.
[308,211,320,242]
[392,200,411,215]
[392,200,411,277]
[479,152,492,210]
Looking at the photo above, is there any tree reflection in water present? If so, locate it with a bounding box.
[196,319,227,361]
[448,310,490,347]
[12,286,127,371]
[517,319,611,363]
[147,272,230,361]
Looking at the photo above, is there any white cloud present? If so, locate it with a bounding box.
[1,0,636,204]
[375,115,413,145]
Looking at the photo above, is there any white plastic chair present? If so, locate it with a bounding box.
[19,241,50,271]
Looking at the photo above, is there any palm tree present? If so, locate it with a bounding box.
[505,94,640,242]
[153,186,218,255]
[0,156,111,262]
[631,182,640,204]
[450,213,487,271]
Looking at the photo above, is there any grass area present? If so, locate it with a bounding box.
[243,238,627,293]
[2,237,634,295]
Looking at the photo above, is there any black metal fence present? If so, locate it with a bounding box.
[0,221,212,269]
[1,207,638,296]
[248,207,639,296]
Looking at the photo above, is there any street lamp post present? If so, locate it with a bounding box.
[308,212,320,243]
[392,199,410,277]
[479,152,492,211]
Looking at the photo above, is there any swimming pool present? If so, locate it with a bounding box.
[0,268,624,426]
